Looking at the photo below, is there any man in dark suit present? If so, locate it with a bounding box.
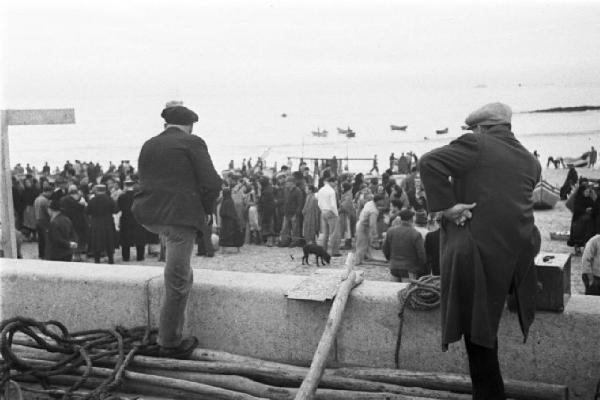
[133,102,221,359]
[46,199,78,262]
[419,103,541,399]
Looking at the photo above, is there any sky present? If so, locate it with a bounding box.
[2,0,600,108]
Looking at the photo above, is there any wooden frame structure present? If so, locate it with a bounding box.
[0,108,75,258]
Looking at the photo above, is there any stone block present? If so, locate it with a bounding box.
[0,259,160,331]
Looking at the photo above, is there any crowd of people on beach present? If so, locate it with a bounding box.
[9,159,157,262]
[11,142,600,285]
[181,149,438,280]
[8,152,441,280]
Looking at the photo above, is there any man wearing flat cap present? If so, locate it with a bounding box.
[419,102,541,399]
[133,102,222,359]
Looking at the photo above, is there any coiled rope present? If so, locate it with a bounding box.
[0,316,157,399]
[394,275,441,368]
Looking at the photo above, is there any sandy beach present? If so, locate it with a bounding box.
[16,166,595,295]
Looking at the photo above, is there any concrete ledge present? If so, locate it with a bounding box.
[2,259,599,398]
[0,259,160,330]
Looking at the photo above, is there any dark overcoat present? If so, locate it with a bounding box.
[87,193,117,255]
[60,195,89,249]
[132,127,222,231]
[419,125,541,349]
[258,184,276,237]
[219,192,244,248]
[118,190,148,247]
[46,213,78,260]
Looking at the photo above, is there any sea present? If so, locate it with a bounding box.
[5,81,600,175]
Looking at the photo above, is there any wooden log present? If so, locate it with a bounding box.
[331,368,568,400]
[295,254,363,400]
[10,350,470,399]
[131,366,440,400]
[190,347,567,400]
[11,337,567,400]
[15,374,211,400]
[15,357,268,400]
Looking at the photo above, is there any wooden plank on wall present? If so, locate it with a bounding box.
[7,109,75,126]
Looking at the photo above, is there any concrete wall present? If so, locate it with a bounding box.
[1,259,599,398]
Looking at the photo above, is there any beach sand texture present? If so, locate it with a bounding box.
[16,167,595,295]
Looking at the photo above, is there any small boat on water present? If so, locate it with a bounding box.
[436,128,449,135]
[390,125,408,131]
[337,126,356,138]
[532,179,560,209]
[311,128,328,137]
[461,125,471,130]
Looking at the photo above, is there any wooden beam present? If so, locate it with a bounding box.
[0,110,17,258]
[0,108,75,258]
[6,108,75,126]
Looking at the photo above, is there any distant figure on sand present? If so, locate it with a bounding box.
[589,146,597,168]
[369,154,379,174]
[546,156,564,169]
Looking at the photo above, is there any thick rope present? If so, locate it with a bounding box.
[0,317,156,399]
[394,275,441,368]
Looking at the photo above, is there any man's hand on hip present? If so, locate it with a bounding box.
[443,203,476,226]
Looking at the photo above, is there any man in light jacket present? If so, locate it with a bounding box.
[317,177,341,257]
[582,234,600,295]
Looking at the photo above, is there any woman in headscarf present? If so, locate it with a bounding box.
[219,188,244,251]
[302,185,320,245]
[568,181,596,255]
[258,177,276,246]
[352,173,364,197]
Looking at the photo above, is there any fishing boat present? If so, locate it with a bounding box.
[436,128,448,135]
[346,130,356,138]
[563,152,591,168]
[390,125,408,131]
[532,179,560,209]
[311,128,328,137]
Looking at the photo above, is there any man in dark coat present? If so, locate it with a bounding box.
[60,185,89,261]
[419,102,541,399]
[33,183,53,259]
[118,179,147,261]
[87,184,117,264]
[46,199,78,262]
[278,176,303,247]
[383,208,426,281]
[132,103,222,359]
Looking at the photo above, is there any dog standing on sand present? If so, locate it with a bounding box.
[302,243,331,266]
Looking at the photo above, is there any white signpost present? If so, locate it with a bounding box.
[0,108,75,258]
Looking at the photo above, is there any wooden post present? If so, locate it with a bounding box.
[0,108,75,258]
[295,254,364,400]
[0,110,17,258]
